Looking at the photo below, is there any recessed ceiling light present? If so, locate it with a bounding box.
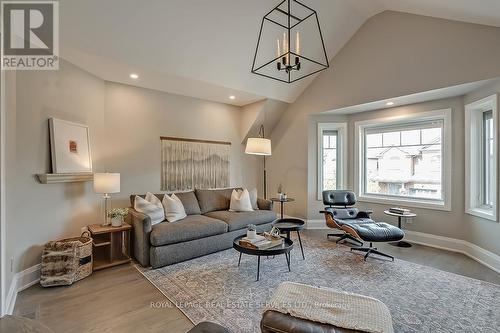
[130,73,139,79]
[386,101,394,106]
[229,95,236,100]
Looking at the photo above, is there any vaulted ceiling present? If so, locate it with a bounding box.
[59,0,500,106]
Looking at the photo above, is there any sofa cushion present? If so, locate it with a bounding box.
[195,188,241,214]
[204,210,277,232]
[175,191,202,215]
[150,215,228,246]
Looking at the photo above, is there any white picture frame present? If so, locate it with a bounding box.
[49,118,92,173]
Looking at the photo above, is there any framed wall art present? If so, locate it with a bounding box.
[49,118,92,173]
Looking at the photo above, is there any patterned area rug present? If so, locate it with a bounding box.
[137,234,500,333]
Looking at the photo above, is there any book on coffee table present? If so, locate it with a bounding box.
[239,237,283,250]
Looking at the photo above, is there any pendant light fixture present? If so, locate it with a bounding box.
[251,0,329,83]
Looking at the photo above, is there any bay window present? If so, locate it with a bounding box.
[355,109,452,210]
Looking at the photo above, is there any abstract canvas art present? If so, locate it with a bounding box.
[161,137,230,191]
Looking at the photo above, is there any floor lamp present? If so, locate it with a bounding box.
[245,124,272,199]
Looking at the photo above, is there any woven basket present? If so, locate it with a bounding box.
[40,232,93,287]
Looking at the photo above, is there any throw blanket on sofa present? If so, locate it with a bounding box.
[264,282,394,333]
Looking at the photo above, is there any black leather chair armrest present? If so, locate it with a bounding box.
[319,210,333,217]
[357,210,373,218]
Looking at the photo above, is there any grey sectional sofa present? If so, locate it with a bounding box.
[129,188,277,268]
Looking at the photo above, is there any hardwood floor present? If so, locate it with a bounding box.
[14,229,500,332]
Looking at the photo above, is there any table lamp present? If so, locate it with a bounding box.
[94,173,120,226]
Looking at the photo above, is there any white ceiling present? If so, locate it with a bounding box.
[59,0,500,106]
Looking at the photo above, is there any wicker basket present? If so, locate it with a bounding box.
[40,232,93,287]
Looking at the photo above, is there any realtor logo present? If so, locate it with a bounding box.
[1,1,59,70]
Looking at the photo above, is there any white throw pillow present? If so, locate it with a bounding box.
[229,189,254,212]
[162,193,187,222]
[248,188,259,210]
[134,193,165,225]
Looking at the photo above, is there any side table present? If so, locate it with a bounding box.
[88,223,132,271]
[383,210,416,248]
[270,197,295,219]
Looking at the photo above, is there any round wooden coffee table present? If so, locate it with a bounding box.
[233,235,293,281]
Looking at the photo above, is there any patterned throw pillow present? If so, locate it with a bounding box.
[162,193,187,222]
[229,189,254,212]
[134,193,165,225]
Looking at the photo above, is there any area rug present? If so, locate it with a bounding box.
[136,234,500,333]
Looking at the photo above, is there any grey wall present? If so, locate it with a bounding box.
[103,81,259,207]
[463,82,500,255]
[267,11,500,220]
[5,61,106,291]
[308,98,467,241]
[5,60,259,286]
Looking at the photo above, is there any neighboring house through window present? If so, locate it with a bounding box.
[355,109,452,210]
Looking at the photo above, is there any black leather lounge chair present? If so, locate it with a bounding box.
[320,190,405,261]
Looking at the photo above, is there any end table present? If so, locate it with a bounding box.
[88,223,132,271]
[270,197,295,219]
[383,210,416,248]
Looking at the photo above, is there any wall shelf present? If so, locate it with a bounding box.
[37,173,94,184]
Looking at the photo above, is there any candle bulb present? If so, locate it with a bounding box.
[277,38,280,57]
[282,32,287,54]
[296,31,300,55]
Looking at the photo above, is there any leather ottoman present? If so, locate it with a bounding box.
[261,310,362,333]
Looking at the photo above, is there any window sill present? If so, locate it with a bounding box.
[357,194,450,212]
[466,207,497,222]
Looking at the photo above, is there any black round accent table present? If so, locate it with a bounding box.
[233,235,293,281]
[270,197,295,219]
[384,210,417,248]
[273,218,305,260]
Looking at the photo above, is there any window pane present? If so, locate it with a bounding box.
[366,133,382,148]
[483,111,493,207]
[365,123,443,200]
[322,132,338,191]
[382,132,400,146]
[401,130,421,146]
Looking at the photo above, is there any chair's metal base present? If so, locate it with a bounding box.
[327,233,363,246]
[350,243,394,262]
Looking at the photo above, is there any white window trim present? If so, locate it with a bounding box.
[317,123,347,200]
[354,109,452,211]
[465,94,498,222]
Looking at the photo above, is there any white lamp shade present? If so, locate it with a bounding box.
[245,138,272,156]
[93,173,120,194]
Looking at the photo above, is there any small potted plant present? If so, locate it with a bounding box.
[107,208,129,227]
[247,224,257,239]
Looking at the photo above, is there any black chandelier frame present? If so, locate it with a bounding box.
[251,0,330,84]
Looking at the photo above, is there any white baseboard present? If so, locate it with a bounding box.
[5,264,40,315]
[306,219,327,229]
[404,230,500,274]
[305,219,500,274]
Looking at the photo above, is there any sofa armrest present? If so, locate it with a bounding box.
[257,198,273,211]
[129,209,152,267]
